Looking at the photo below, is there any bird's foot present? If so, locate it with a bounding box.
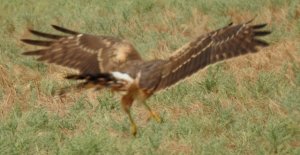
[147,112,162,123]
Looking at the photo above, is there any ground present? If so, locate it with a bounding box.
[0,0,299,154]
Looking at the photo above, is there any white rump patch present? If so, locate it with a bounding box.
[111,72,134,83]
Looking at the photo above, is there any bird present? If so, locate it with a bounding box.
[21,19,271,136]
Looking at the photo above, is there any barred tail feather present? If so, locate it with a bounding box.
[58,73,118,96]
[58,81,105,96]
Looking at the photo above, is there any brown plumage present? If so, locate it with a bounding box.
[21,19,271,136]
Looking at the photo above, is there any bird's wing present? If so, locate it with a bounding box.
[22,25,142,75]
[155,20,271,91]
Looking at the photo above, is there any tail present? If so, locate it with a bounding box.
[58,73,119,96]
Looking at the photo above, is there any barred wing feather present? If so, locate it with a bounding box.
[156,21,271,91]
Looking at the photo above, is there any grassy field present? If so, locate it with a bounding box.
[0,0,299,154]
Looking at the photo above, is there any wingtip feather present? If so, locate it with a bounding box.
[28,29,63,39]
[254,31,272,36]
[22,49,46,56]
[251,23,268,29]
[51,25,78,35]
[254,39,269,47]
[21,39,53,46]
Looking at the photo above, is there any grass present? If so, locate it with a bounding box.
[0,0,300,154]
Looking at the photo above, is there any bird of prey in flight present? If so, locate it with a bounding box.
[21,19,271,136]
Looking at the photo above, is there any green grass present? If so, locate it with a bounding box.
[0,0,300,154]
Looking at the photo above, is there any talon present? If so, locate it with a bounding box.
[131,123,137,136]
[153,112,162,123]
[147,112,162,123]
[146,115,152,122]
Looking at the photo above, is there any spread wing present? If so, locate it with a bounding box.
[155,20,271,91]
[21,25,142,75]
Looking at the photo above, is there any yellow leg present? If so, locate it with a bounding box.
[121,95,137,136]
[143,102,162,123]
[127,111,137,136]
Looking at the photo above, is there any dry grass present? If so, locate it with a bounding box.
[0,0,299,154]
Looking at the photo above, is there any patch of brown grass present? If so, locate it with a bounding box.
[0,64,40,118]
[0,65,16,117]
[0,62,80,119]
[226,39,299,85]
[227,9,254,23]
[160,139,193,154]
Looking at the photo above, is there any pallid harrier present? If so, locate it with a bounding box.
[21,19,271,135]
